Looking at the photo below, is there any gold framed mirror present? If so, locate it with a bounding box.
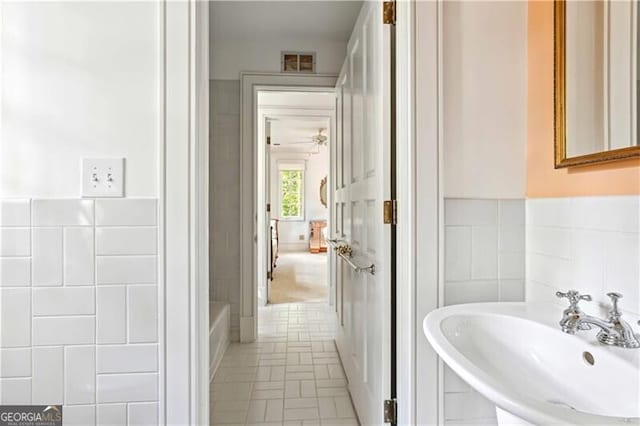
[319,176,327,208]
[554,0,640,168]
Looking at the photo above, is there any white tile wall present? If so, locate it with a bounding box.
[443,198,525,425]
[0,200,30,226]
[444,198,525,306]
[0,198,159,424]
[64,227,95,285]
[32,228,63,286]
[0,258,31,286]
[0,348,31,378]
[526,196,640,321]
[210,80,241,342]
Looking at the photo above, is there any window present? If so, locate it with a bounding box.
[279,165,304,220]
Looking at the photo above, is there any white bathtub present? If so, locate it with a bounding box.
[209,301,230,382]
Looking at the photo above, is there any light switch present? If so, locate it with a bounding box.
[82,158,125,197]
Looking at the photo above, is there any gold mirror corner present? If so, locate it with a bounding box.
[554,0,640,169]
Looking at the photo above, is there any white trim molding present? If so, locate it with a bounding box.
[163,1,209,424]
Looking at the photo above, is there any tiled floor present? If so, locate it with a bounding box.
[210,303,360,426]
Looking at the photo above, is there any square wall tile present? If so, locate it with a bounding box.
[471,227,497,279]
[32,199,93,226]
[63,405,96,426]
[65,346,96,404]
[128,402,158,426]
[604,232,640,315]
[32,347,63,404]
[0,258,31,286]
[0,228,30,257]
[499,225,524,253]
[498,200,524,225]
[96,227,156,256]
[0,378,31,404]
[32,228,62,286]
[0,200,30,227]
[97,345,158,374]
[128,286,158,343]
[95,199,156,226]
[445,199,498,226]
[64,227,95,285]
[0,348,31,378]
[0,288,31,347]
[33,317,94,346]
[33,287,94,316]
[571,196,639,233]
[96,256,156,284]
[97,404,126,426]
[526,198,572,228]
[499,279,525,302]
[96,373,158,403]
[445,281,498,306]
[97,286,126,344]
[445,227,471,281]
[499,252,524,280]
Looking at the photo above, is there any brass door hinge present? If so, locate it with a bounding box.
[383,200,397,225]
[267,136,271,145]
[383,1,396,25]
[267,203,271,212]
[383,399,397,424]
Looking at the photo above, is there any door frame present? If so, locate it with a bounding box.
[200,3,442,424]
[239,73,337,342]
[394,1,441,424]
[163,0,210,424]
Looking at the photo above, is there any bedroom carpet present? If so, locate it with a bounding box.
[269,251,328,304]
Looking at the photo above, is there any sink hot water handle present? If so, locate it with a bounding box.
[556,290,593,332]
[555,290,592,309]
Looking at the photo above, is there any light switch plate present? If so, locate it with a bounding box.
[82,158,125,197]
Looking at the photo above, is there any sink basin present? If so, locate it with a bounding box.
[423,302,640,425]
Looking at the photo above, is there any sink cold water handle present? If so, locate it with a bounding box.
[556,290,592,309]
[606,292,623,320]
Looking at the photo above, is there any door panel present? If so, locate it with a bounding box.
[333,3,392,425]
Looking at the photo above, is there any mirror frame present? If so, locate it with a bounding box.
[554,0,640,168]
[319,176,327,208]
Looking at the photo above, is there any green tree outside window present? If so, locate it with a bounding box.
[280,169,303,218]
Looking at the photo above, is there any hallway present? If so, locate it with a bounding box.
[211,303,359,425]
[269,252,328,304]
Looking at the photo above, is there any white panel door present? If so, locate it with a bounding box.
[333,3,393,425]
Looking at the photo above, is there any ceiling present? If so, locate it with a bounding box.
[211,1,363,43]
[270,116,330,153]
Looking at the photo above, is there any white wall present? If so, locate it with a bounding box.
[0,2,197,424]
[439,2,528,424]
[443,1,528,199]
[270,148,329,249]
[212,38,348,80]
[0,2,160,198]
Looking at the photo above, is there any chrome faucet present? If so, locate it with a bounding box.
[556,290,640,349]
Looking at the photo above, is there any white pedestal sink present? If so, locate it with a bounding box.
[423,303,640,425]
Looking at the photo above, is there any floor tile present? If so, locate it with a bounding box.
[211,302,358,425]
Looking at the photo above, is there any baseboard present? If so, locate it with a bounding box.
[240,316,255,343]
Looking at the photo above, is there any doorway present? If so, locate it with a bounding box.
[257,90,334,307]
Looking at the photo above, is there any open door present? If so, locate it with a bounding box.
[332,2,395,424]
[265,118,272,303]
